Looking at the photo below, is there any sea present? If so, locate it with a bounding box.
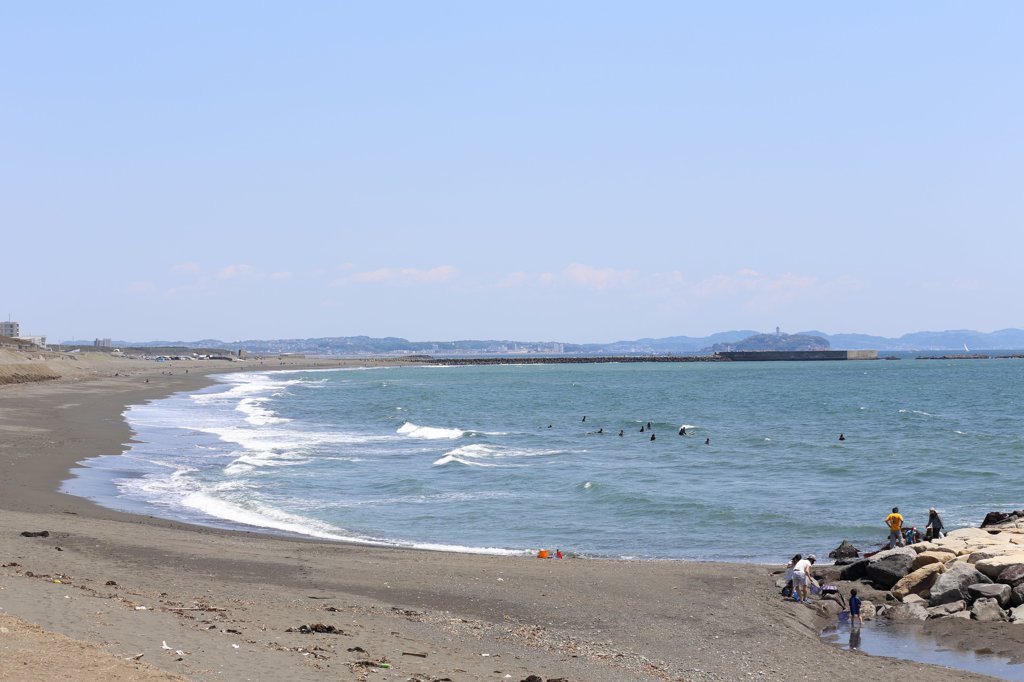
[62,357,1024,564]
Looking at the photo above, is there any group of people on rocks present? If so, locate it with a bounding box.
[782,553,863,626]
[885,505,945,547]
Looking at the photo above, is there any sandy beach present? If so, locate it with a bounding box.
[0,353,1010,681]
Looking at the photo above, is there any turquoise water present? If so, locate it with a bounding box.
[63,359,1024,562]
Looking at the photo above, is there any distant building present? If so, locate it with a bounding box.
[95,338,112,347]
[17,335,47,348]
[0,320,19,337]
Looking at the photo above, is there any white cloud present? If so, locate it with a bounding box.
[217,264,259,280]
[340,265,458,286]
[171,262,200,274]
[127,281,156,294]
[563,263,633,290]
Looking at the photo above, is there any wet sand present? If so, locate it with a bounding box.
[0,354,1007,681]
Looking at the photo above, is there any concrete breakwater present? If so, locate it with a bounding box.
[426,350,879,365]
[425,355,721,365]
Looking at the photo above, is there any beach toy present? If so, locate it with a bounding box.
[537,549,550,559]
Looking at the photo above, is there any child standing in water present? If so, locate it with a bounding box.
[849,588,863,627]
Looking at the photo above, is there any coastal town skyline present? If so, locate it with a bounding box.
[4,3,1022,343]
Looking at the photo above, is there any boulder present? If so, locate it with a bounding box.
[814,599,844,620]
[971,597,1008,622]
[950,610,972,619]
[902,594,926,605]
[975,553,1024,580]
[928,562,992,607]
[888,602,930,621]
[892,563,945,601]
[981,510,1024,528]
[839,558,869,581]
[860,601,876,621]
[1010,605,1024,623]
[828,539,860,561]
[927,600,966,619]
[967,583,1011,607]
[1011,584,1024,608]
[866,547,917,589]
[997,564,1024,587]
[910,550,956,572]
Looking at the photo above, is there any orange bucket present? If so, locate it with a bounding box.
[537,549,550,559]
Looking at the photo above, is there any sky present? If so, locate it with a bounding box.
[3,3,1022,344]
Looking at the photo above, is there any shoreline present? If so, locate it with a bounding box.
[0,355,1006,680]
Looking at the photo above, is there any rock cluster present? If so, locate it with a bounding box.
[853,513,1024,623]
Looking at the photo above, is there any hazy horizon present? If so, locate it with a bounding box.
[4,4,1022,343]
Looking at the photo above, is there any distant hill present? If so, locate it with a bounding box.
[58,327,1024,356]
[705,333,829,353]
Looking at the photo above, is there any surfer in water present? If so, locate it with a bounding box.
[679,426,687,436]
[839,433,846,441]
[650,433,656,441]
[618,429,624,437]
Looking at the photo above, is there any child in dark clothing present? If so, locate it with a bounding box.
[849,588,863,626]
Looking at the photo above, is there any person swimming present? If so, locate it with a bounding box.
[582,416,586,422]
[618,429,624,437]
[678,426,687,436]
[640,425,645,433]
[650,433,656,441]
[597,428,603,434]
[705,437,710,445]
[839,433,845,441]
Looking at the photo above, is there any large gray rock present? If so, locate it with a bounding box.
[814,599,844,619]
[997,564,1024,587]
[839,558,869,581]
[1011,584,1024,608]
[967,583,1011,607]
[866,547,917,589]
[971,597,1008,622]
[1010,605,1024,623]
[927,600,966,619]
[861,601,877,621]
[929,562,992,607]
[829,539,860,561]
[888,602,930,621]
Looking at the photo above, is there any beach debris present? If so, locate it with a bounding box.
[347,646,366,653]
[106,580,118,586]
[135,606,148,611]
[124,653,145,661]
[402,651,428,658]
[232,644,240,649]
[286,623,347,634]
[20,530,50,537]
[352,659,391,669]
[161,641,172,650]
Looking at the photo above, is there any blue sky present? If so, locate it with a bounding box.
[3,3,1021,343]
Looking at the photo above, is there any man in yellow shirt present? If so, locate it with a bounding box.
[885,507,905,547]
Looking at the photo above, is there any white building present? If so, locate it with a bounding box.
[0,320,19,337]
[18,335,47,348]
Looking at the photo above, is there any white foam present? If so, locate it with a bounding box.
[397,422,464,440]
[432,443,567,467]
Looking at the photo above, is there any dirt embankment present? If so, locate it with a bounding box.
[0,350,63,385]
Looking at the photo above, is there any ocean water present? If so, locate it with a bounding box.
[63,359,1024,563]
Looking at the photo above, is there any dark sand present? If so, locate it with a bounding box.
[0,356,1008,680]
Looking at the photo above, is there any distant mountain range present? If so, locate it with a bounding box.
[60,328,1024,355]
